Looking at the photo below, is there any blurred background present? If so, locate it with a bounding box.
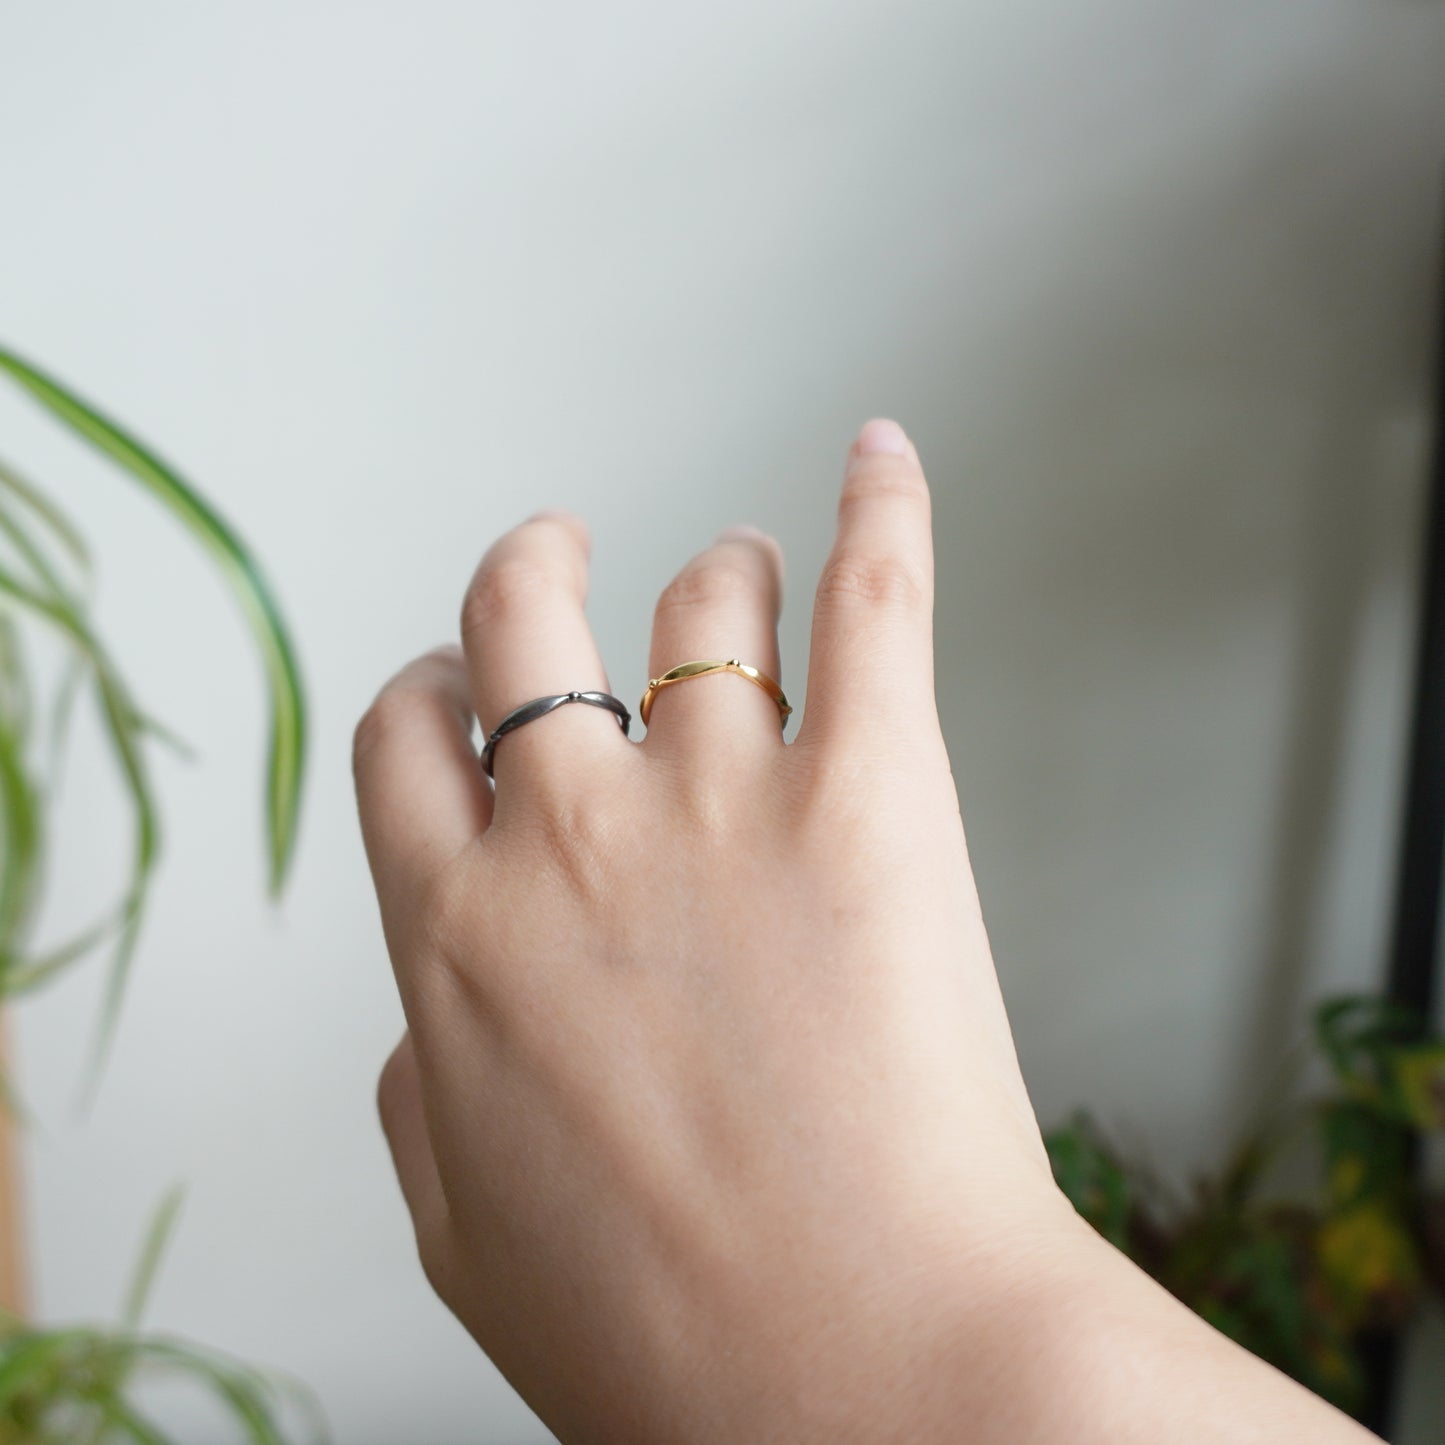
[4,1,1445,1439]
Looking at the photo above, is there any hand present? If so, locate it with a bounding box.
[354,420,1376,1444]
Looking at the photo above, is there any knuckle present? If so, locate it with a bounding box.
[375,1054,402,1130]
[816,550,928,613]
[659,753,756,847]
[655,558,755,620]
[787,751,871,833]
[676,781,734,847]
[517,792,623,902]
[417,1228,455,1300]
[461,558,554,641]
[376,1035,419,1136]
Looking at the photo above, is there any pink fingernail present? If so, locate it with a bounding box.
[717,524,767,543]
[853,418,910,458]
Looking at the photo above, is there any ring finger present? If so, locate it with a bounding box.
[644,525,786,754]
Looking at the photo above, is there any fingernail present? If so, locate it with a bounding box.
[525,508,590,551]
[716,524,767,543]
[853,418,910,458]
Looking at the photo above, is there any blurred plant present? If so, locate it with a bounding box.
[0,346,305,1062]
[1047,994,1445,1417]
[0,1190,326,1445]
[0,345,317,1441]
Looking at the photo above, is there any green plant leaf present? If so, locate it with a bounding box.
[0,457,91,578]
[0,1330,88,1408]
[1314,995,1423,1105]
[1386,1044,1445,1131]
[1313,996,1445,1130]
[0,557,157,1071]
[1169,1212,1364,1414]
[0,346,306,892]
[0,607,40,984]
[135,1342,305,1445]
[1319,1100,1408,1210]
[88,1396,177,1445]
[0,1202,327,1443]
[0,670,42,981]
[1317,1202,1421,1330]
[0,613,33,742]
[0,1328,326,1445]
[122,1188,185,1329]
[0,915,123,999]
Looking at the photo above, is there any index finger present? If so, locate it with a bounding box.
[353,646,492,916]
[796,420,938,756]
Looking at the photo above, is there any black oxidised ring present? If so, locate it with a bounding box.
[480,690,631,777]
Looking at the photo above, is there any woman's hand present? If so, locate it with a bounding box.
[354,421,1377,1443]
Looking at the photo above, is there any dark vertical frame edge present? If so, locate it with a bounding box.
[1363,172,1445,1441]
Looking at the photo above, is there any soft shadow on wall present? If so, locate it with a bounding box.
[914,25,1445,1148]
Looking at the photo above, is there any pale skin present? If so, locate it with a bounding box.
[354,419,1380,1443]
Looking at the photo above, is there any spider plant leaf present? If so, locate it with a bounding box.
[0,523,69,625]
[87,1396,177,1445]
[0,1064,31,1133]
[0,563,158,863]
[0,613,40,992]
[0,345,306,893]
[128,712,195,763]
[0,1329,86,1406]
[1,913,124,999]
[122,1188,185,1329]
[0,456,90,577]
[191,1368,288,1445]
[0,612,33,743]
[0,689,42,978]
[0,562,158,1072]
[133,1343,291,1445]
[44,651,87,792]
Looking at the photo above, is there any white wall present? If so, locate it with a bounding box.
[4,2,1445,1439]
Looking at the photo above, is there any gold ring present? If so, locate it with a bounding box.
[640,659,792,728]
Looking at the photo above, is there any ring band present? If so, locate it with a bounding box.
[481,690,631,776]
[640,659,791,729]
